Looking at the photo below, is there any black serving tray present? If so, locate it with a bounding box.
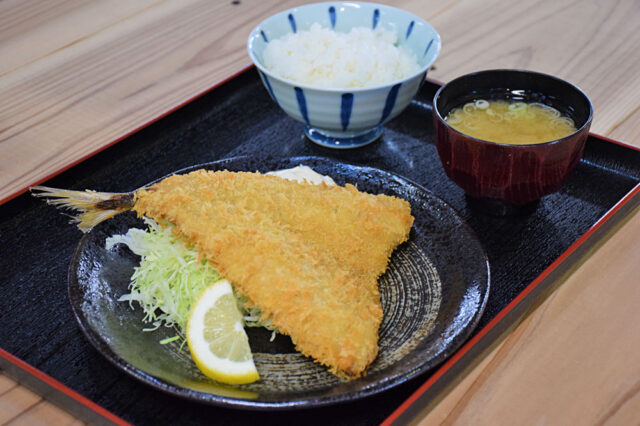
[1,67,639,426]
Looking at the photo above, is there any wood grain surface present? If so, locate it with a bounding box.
[1,0,639,424]
[0,375,84,425]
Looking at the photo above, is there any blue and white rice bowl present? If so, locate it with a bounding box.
[248,2,441,149]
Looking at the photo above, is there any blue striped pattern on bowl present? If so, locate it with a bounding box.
[248,2,441,148]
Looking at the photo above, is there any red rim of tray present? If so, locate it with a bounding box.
[2,65,639,423]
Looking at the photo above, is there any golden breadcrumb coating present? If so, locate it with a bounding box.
[133,170,413,377]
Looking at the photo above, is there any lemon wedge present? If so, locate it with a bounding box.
[186,280,259,384]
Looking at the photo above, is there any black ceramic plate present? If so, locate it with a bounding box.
[68,156,489,409]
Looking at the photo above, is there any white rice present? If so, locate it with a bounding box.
[263,23,420,88]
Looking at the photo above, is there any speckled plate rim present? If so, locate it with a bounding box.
[67,155,490,410]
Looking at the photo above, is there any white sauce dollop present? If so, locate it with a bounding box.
[266,165,336,186]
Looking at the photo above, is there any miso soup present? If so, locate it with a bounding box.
[444,99,577,145]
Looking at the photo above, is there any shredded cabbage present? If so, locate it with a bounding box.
[106,217,277,340]
[106,217,222,333]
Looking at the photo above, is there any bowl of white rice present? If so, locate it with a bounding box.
[248,2,441,149]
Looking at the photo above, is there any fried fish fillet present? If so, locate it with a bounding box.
[33,169,414,377]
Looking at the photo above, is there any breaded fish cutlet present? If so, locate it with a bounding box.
[33,169,414,378]
[134,170,413,377]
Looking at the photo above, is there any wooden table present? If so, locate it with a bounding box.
[1,0,638,424]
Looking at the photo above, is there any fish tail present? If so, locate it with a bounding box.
[30,186,135,232]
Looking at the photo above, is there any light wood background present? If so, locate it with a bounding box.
[1,0,639,424]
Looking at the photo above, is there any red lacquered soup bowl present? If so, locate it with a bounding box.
[433,69,593,207]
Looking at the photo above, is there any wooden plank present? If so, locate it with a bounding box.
[0,374,18,394]
[417,209,640,425]
[0,0,257,201]
[610,108,640,145]
[7,400,85,426]
[0,385,41,424]
[0,0,162,77]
